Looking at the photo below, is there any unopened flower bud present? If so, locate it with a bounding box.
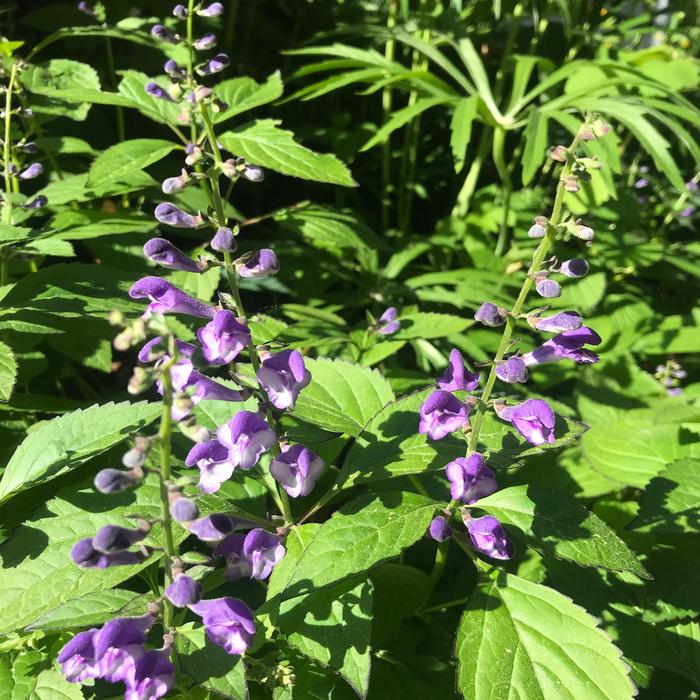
[563,175,579,192]
[144,237,201,273]
[122,447,147,469]
[145,82,174,102]
[474,302,507,327]
[166,574,202,607]
[185,144,202,166]
[151,24,179,43]
[20,142,38,154]
[94,468,138,494]
[172,4,188,19]
[161,169,189,195]
[574,223,595,241]
[24,195,47,209]
[535,277,561,299]
[128,367,155,395]
[194,33,217,50]
[428,516,452,542]
[559,258,589,278]
[242,165,265,182]
[155,202,204,228]
[495,356,529,384]
[527,220,547,239]
[196,53,230,76]
[210,226,237,252]
[578,125,595,141]
[19,163,43,180]
[550,145,568,162]
[164,59,186,81]
[236,249,279,278]
[170,496,199,523]
[197,2,224,16]
[77,1,97,17]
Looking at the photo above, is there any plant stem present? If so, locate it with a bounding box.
[493,126,512,256]
[381,0,398,231]
[3,62,18,226]
[428,540,449,589]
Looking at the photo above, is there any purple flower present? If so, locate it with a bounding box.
[124,649,174,700]
[186,439,236,493]
[535,277,560,298]
[194,33,217,50]
[634,178,648,189]
[559,258,589,278]
[94,468,138,494]
[20,142,38,153]
[58,629,100,682]
[574,224,595,241]
[151,24,178,43]
[172,4,188,18]
[188,371,249,404]
[197,2,224,16]
[143,238,201,273]
[197,310,250,365]
[161,169,189,194]
[70,538,146,569]
[497,398,556,446]
[216,411,276,468]
[145,82,174,102]
[92,525,145,554]
[495,356,529,384]
[188,513,237,543]
[532,311,582,333]
[680,206,696,218]
[77,1,97,18]
[436,349,480,392]
[164,59,186,80]
[243,165,265,182]
[418,390,471,441]
[189,597,256,655]
[687,180,698,192]
[256,350,311,410]
[474,302,506,327]
[522,327,601,366]
[446,454,498,504]
[129,277,214,318]
[24,195,48,209]
[166,575,202,607]
[186,86,212,104]
[236,248,279,278]
[154,202,204,229]
[94,615,153,683]
[465,515,513,560]
[211,226,237,252]
[170,496,199,523]
[139,336,195,391]
[428,516,452,542]
[376,307,400,335]
[215,528,286,580]
[527,222,546,238]
[18,163,43,180]
[269,444,325,498]
[196,53,230,76]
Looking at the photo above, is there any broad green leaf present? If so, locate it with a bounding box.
[22,239,74,258]
[474,486,649,577]
[30,670,84,700]
[267,493,439,601]
[0,400,160,502]
[0,225,33,246]
[455,573,635,700]
[521,108,549,184]
[218,120,355,186]
[0,341,17,402]
[26,86,136,110]
[87,138,179,187]
[631,458,700,533]
[35,171,159,206]
[117,70,182,126]
[391,312,470,340]
[213,71,284,124]
[50,210,156,240]
[36,136,96,156]
[293,357,394,436]
[450,95,478,172]
[178,624,248,700]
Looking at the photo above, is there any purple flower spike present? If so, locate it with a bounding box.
[125,649,175,700]
[198,2,224,16]
[58,629,100,683]
[522,327,602,366]
[418,390,471,441]
[145,82,174,102]
[559,258,589,278]
[94,468,138,494]
[154,202,204,229]
[189,597,256,656]
[236,248,279,278]
[532,311,582,334]
[497,398,556,446]
[216,411,276,468]
[495,356,529,384]
[196,53,230,76]
[215,528,286,581]
[164,59,186,80]
[143,238,201,273]
[166,575,202,607]
[428,516,452,542]
[269,444,325,498]
[466,515,513,560]
[535,277,561,298]
[446,454,498,504]
[194,33,217,50]
[197,310,251,365]
[24,195,48,209]
[211,226,237,252]
[186,438,236,493]
[18,163,43,180]
[256,350,311,411]
[92,525,145,554]
[188,513,237,543]
[436,349,480,392]
[172,4,188,18]
[376,307,400,335]
[70,538,145,569]
[129,277,214,318]
[95,614,153,683]
[151,24,178,43]
[170,496,199,523]
[474,302,507,327]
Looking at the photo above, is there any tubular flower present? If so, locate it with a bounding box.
[269,443,325,498]
[496,399,556,446]
[217,411,276,469]
[256,350,311,410]
[189,597,256,655]
[215,528,286,581]
[446,454,498,504]
[436,349,480,392]
[465,515,514,560]
[418,390,471,441]
[522,327,602,366]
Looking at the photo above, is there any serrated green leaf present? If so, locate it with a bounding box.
[213,72,284,124]
[29,670,85,700]
[0,341,17,402]
[450,95,478,172]
[0,225,33,246]
[50,210,156,240]
[0,400,160,502]
[87,138,179,187]
[455,573,635,700]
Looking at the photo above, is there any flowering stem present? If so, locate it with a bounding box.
[3,61,18,226]
[428,540,449,589]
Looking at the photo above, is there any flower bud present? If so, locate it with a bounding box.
[185,143,203,166]
[172,4,188,18]
[151,24,179,43]
[563,175,579,192]
[535,277,560,299]
[145,82,175,102]
[122,447,147,469]
[574,223,594,241]
[236,249,279,278]
[197,2,224,16]
[375,307,400,335]
[164,59,186,81]
[196,53,230,76]
[531,310,582,333]
[128,367,155,395]
[495,356,529,384]
[94,468,139,494]
[194,33,217,50]
[446,453,498,504]
[154,202,204,228]
[527,219,547,238]
[77,1,97,17]
[20,142,38,154]
[428,516,452,542]
[210,226,237,252]
[170,496,199,523]
[242,165,265,182]
[19,163,43,180]
[93,524,147,554]
[474,302,507,327]
[166,574,202,607]
[24,195,47,209]
[559,258,589,278]
[550,145,568,162]
[143,237,201,273]
[162,169,189,194]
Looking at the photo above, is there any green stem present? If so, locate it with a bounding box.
[381,0,398,231]
[421,595,471,614]
[408,474,430,498]
[104,36,125,143]
[428,540,449,589]
[492,126,512,256]
[3,62,18,226]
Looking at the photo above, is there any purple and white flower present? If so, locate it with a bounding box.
[197,310,250,365]
[418,390,471,441]
[189,597,256,655]
[256,350,311,410]
[185,438,236,493]
[269,444,325,498]
[188,513,238,543]
[446,454,498,504]
[154,202,204,229]
[129,278,214,318]
[535,277,561,299]
[495,356,529,384]
[236,248,279,278]
[196,53,230,76]
[496,398,556,446]
[197,2,224,16]
[94,615,153,684]
[210,226,236,252]
[124,649,174,700]
[145,82,174,102]
[558,258,589,278]
[376,307,400,335]
[465,515,513,560]
[217,411,276,469]
[436,349,480,392]
[215,528,286,581]
[194,33,217,50]
[18,163,43,180]
[474,302,507,327]
[522,327,601,366]
[151,24,178,43]
[143,238,201,273]
[531,310,582,333]
[58,629,101,682]
[70,538,146,569]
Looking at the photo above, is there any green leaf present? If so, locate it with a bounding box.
[218,120,355,186]
[87,138,179,187]
[450,96,478,172]
[178,624,249,700]
[293,357,394,436]
[213,71,284,124]
[29,669,85,700]
[392,312,471,340]
[117,70,182,126]
[0,225,33,246]
[455,573,635,700]
[474,486,649,577]
[0,341,17,402]
[631,458,700,533]
[35,171,159,206]
[521,108,549,185]
[50,210,156,240]
[266,493,438,602]
[0,400,160,502]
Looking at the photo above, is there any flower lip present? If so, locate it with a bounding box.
[418,389,472,441]
[466,515,514,560]
[436,348,480,392]
[445,453,498,504]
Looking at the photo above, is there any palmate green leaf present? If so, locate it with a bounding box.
[631,458,700,533]
[0,400,160,502]
[474,485,649,577]
[293,358,394,436]
[450,95,478,172]
[521,108,549,185]
[87,138,180,187]
[213,71,284,124]
[218,120,356,186]
[455,573,635,700]
[267,493,439,602]
[0,341,17,402]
